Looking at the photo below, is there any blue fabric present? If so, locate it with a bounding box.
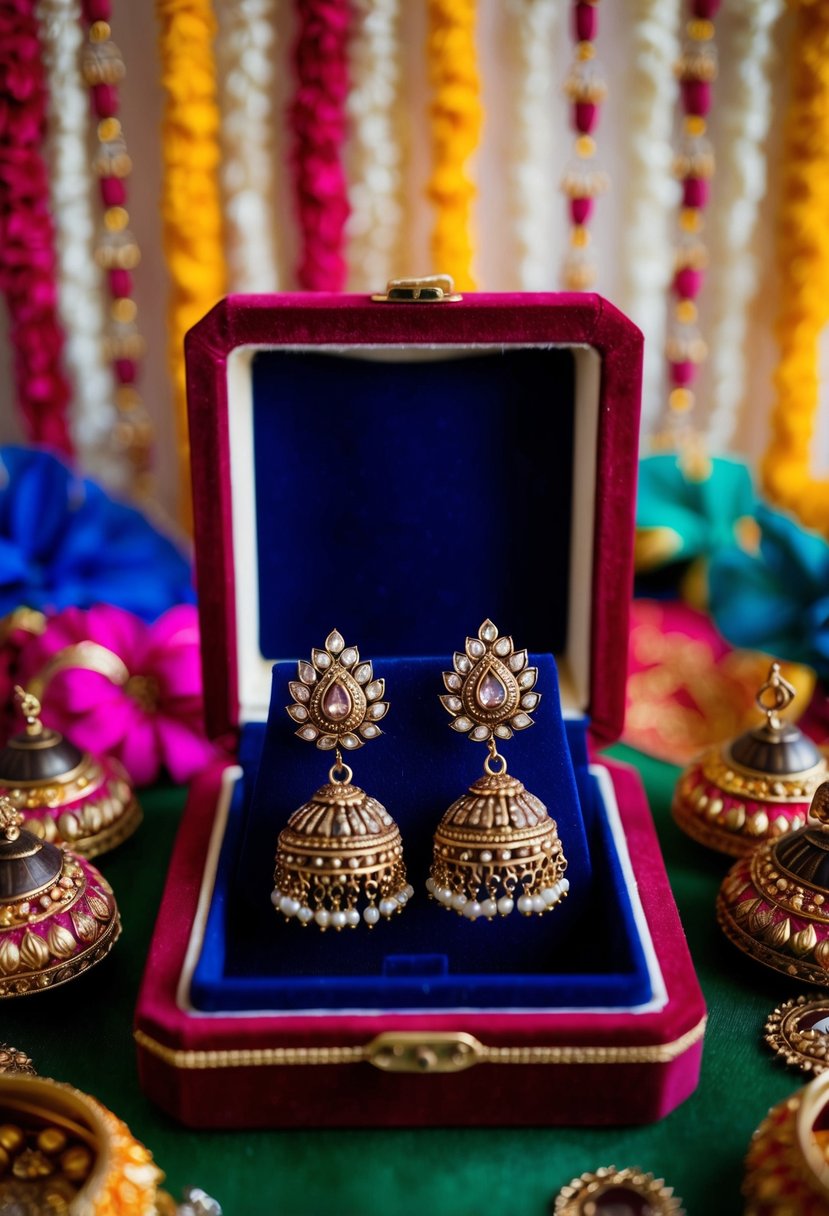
[190,656,651,1012]
[709,502,829,678]
[250,349,575,660]
[0,446,195,621]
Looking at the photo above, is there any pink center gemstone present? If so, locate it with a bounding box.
[476,671,507,710]
[322,681,351,720]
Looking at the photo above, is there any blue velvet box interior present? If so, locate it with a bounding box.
[189,346,652,1011]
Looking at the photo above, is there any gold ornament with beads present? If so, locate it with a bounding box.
[427,619,568,921]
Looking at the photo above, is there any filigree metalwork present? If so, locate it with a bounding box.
[440,618,539,743]
[286,628,389,751]
[554,1166,685,1215]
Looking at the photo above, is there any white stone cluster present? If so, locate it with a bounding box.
[426,877,569,919]
[271,884,414,929]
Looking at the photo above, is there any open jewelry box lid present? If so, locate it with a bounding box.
[185,291,642,745]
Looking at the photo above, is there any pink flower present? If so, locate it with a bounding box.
[16,603,220,786]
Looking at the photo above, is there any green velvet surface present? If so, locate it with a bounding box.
[0,752,810,1215]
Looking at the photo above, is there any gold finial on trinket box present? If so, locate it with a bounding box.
[0,794,120,998]
[426,619,569,920]
[271,629,412,930]
[672,662,827,856]
[717,780,829,985]
[0,685,141,858]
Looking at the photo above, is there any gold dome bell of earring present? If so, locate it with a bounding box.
[672,662,827,856]
[0,686,141,858]
[0,795,121,997]
[717,780,829,985]
[426,619,569,920]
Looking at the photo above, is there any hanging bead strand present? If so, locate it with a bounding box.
[658,0,719,468]
[561,0,608,292]
[80,0,154,497]
[0,0,74,453]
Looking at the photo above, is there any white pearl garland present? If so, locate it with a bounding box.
[270,884,412,929]
[37,0,121,484]
[215,0,281,291]
[426,878,569,920]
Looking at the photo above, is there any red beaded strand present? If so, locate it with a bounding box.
[659,0,720,464]
[79,0,154,495]
[0,0,74,454]
[561,0,608,291]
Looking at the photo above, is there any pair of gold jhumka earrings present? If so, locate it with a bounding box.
[271,620,569,929]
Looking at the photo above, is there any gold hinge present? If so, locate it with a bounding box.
[371,275,462,303]
[366,1032,483,1073]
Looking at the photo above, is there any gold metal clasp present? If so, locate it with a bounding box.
[371,275,462,303]
[366,1032,483,1073]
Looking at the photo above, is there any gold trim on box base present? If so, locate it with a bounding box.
[133,1016,706,1072]
[0,913,121,999]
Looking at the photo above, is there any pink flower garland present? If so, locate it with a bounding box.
[290,0,350,290]
[0,0,74,454]
[15,604,221,786]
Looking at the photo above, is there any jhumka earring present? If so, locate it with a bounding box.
[427,619,569,920]
[271,629,412,930]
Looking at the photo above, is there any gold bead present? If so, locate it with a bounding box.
[576,41,595,61]
[38,1128,67,1155]
[97,117,121,143]
[89,19,111,41]
[688,17,714,41]
[685,114,707,138]
[104,206,129,232]
[570,226,590,249]
[0,1146,9,1173]
[115,385,142,412]
[112,297,137,324]
[575,134,595,158]
[61,1145,93,1182]
[679,208,702,233]
[676,299,698,325]
[0,1125,24,1153]
[669,388,694,414]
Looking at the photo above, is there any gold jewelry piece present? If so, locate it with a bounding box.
[0,686,141,859]
[744,1071,829,1215]
[0,795,120,998]
[553,1165,685,1215]
[426,619,568,920]
[0,1046,35,1076]
[672,662,827,857]
[717,780,829,985]
[271,630,411,930]
[765,994,829,1076]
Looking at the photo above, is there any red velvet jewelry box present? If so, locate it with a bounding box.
[134,291,705,1128]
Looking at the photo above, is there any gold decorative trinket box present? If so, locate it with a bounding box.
[0,796,120,997]
[744,1071,829,1215]
[673,663,826,856]
[0,1073,163,1215]
[0,688,141,859]
[718,781,829,985]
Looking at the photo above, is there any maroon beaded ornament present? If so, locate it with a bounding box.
[80,0,154,495]
[561,0,608,291]
[657,0,721,461]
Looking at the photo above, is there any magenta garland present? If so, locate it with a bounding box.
[0,0,73,454]
[290,0,350,290]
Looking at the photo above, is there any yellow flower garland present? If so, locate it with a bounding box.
[762,0,829,534]
[156,0,226,529]
[426,0,482,290]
